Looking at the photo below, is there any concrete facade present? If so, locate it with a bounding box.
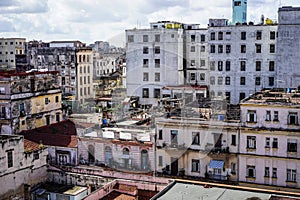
[0,135,48,200]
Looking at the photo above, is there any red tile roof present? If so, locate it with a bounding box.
[21,120,78,148]
[21,120,77,136]
[22,133,78,148]
[24,139,42,152]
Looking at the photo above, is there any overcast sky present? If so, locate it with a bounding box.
[0,0,299,47]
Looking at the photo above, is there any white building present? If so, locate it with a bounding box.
[239,88,300,189]
[126,22,184,106]
[208,18,278,104]
[276,6,300,88]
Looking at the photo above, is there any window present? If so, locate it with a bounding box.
[287,169,297,182]
[226,45,231,53]
[154,88,161,98]
[155,73,160,82]
[155,34,160,42]
[158,156,163,166]
[45,97,49,105]
[217,77,223,85]
[247,136,256,149]
[143,72,149,81]
[201,34,205,42]
[192,132,200,145]
[218,32,223,40]
[170,130,178,145]
[273,138,278,148]
[55,96,59,103]
[191,159,200,172]
[191,60,196,66]
[288,112,298,125]
[287,139,297,152]
[255,77,261,86]
[155,59,160,68]
[158,129,163,140]
[210,76,215,85]
[46,115,50,125]
[270,31,276,40]
[143,46,149,54]
[266,110,271,121]
[128,35,134,42]
[256,44,261,53]
[231,135,236,146]
[143,59,149,67]
[191,34,195,42]
[241,31,246,40]
[234,1,241,6]
[155,46,160,54]
[142,88,149,98]
[200,60,205,67]
[240,93,246,101]
[256,31,262,40]
[265,137,270,147]
[190,73,196,81]
[218,61,223,71]
[218,45,223,53]
[240,61,246,71]
[231,162,236,174]
[247,110,257,122]
[273,111,279,121]
[225,61,230,71]
[240,77,246,85]
[56,113,60,122]
[210,45,215,53]
[241,45,246,53]
[210,61,215,70]
[200,73,205,81]
[269,61,275,71]
[143,35,148,42]
[7,150,13,168]
[265,167,270,177]
[247,165,256,178]
[191,46,195,52]
[269,77,274,86]
[272,168,277,178]
[225,77,231,85]
[200,45,205,52]
[210,32,215,40]
[270,44,275,53]
[33,152,39,160]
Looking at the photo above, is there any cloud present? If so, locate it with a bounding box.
[0,0,48,14]
[0,20,16,32]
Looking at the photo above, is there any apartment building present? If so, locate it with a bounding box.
[155,100,239,182]
[76,47,94,104]
[208,18,278,104]
[0,135,48,200]
[239,88,300,189]
[0,70,62,134]
[0,38,27,70]
[126,22,184,106]
[276,6,300,88]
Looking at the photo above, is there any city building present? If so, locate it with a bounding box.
[232,0,247,24]
[208,18,278,104]
[0,70,62,134]
[0,38,27,71]
[0,135,48,200]
[239,88,300,190]
[276,6,300,88]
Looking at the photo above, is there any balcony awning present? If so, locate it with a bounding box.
[209,160,224,169]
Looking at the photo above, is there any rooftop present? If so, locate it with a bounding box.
[240,88,300,106]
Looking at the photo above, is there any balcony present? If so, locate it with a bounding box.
[162,142,187,150]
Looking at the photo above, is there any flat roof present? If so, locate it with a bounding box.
[154,182,271,200]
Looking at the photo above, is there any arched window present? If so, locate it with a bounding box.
[122,148,130,169]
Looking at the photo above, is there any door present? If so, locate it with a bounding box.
[171,157,178,175]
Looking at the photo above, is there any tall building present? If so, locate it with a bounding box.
[0,38,27,71]
[208,19,278,104]
[126,22,184,106]
[232,0,247,24]
[276,6,300,88]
